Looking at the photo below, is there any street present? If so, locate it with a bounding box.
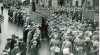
[0,3,50,55]
[0,0,99,55]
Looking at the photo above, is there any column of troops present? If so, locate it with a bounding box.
[2,5,99,55]
[48,9,99,55]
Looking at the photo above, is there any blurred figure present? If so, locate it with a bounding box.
[10,43,20,55]
[39,17,48,39]
[10,34,17,54]
[32,2,36,12]
[23,25,30,43]
[2,49,9,55]
[26,26,37,55]
[5,38,11,50]
[1,6,3,15]
[4,35,17,55]
[10,38,26,55]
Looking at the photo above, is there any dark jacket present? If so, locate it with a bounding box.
[10,39,17,50]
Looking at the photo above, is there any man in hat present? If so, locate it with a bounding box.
[10,34,17,51]
[5,38,11,50]
[10,43,19,55]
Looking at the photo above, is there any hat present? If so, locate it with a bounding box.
[55,46,60,53]
[33,36,38,40]
[27,25,31,29]
[16,52,21,55]
[32,41,37,46]
[51,14,55,16]
[7,38,11,41]
[2,52,8,55]
[85,31,92,37]
[85,37,90,41]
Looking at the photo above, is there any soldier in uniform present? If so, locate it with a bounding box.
[26,25,37,55]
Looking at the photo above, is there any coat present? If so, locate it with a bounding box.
[10,47,20,55]
[26,29,38,55]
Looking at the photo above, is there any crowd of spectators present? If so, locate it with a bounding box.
[48,10,99,55]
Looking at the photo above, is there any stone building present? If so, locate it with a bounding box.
[25,0,96,9]
[48,0,82,8]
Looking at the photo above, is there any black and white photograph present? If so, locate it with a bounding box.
[0,0,99,55]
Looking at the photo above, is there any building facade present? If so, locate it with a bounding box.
[25,0,95,10]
